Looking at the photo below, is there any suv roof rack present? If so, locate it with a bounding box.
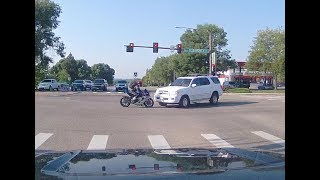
[187,73,209,77]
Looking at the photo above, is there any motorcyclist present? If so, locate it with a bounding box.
[129,80,142,103]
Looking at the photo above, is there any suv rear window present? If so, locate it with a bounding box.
[210,77,221,84]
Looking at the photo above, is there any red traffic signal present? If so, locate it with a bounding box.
[177,44,182,53]
[126,43,134,52]
[153,42,159,53]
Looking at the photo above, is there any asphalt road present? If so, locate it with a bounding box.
[35,91,285,154]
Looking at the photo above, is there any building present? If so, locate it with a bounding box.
[217,61,274,85]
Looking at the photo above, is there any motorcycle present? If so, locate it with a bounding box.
[120,88,154,107]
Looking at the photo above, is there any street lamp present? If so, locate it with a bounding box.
[174,26,215,75]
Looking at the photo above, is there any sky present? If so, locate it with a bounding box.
[49,0,284,79]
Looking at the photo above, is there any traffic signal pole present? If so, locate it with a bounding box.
[209,34,212,75]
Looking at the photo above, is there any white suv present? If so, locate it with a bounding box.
[154,75,223,108]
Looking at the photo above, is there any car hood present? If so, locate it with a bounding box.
[36,148,284,179]
[157,86,188,92]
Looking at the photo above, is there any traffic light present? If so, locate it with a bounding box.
[177,44,182,53]
[126,43,134,52]
[153,42,158,53]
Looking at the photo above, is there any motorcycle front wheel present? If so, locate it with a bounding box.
[120,96,131,107]
[144,98,154,107]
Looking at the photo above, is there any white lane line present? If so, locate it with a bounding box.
[87,135,109,150]
[35,133,53,149]
[201,134,234,148]
[252,131,285,146]
[148,135,171,149]
[106,92,111,94]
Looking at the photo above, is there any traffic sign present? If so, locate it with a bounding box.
[183,48,209,53]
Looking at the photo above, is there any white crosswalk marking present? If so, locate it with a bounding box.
[35,133,53,149]
[148,135,171,149]
[201,134,234,148]
[87,135,109,150]
[252,131,285,146]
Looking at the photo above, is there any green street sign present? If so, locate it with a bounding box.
[183,48,209,53]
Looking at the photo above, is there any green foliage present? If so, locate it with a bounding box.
[91,63,115,84]
[49,53,115,84]
[35,0,65,85]
[246,27,285,82]
[143,24,237,85]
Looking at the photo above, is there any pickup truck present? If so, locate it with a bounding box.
[37,79,60,91]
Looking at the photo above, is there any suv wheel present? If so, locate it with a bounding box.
[210,92,219,105]
[179,96,190,108]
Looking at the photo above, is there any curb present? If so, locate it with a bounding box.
[223,93,285,95]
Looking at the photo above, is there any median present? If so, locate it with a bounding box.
[224,88,285,93]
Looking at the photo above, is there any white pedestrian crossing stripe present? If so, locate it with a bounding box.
[35,132,284,151]
[87,135,109,150]
[35,133,53,149]
[252,131,285,146]
[201,134,234,148]
[148,135,171,149]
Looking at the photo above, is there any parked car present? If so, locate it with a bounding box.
[115,80,128,91]
[237,81,250,88]
[58,82,71,91]
[276,82,285,90]
[258,83,274,90]
[37,79,60,91]
[154,75,223,108]
[92,79,108,91]
[222,81,237,90]
[84,80,93,90]
[71,80,86,91]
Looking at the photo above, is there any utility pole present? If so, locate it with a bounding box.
[209,33,212,75]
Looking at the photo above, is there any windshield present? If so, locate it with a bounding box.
[94,79,104,83]
[74,80,83,83]
[41,80,52,83]
[35,0,284,179]
[170,79,192,87]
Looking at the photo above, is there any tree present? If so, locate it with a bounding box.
[56,69,70,82]
[91,63,115,84]
[35,0,65,85]
[246,27,285,86]
[180,24,237,72]
[76,59,92,79]
[50,53,78,82]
